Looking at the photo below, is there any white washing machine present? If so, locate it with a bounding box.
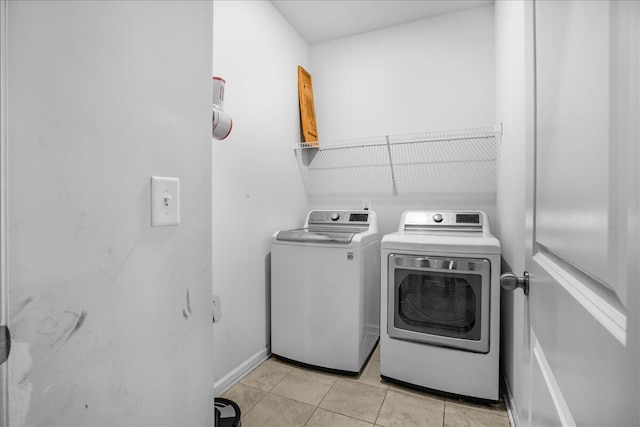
[380,210,501,401]
[271,210,380,374]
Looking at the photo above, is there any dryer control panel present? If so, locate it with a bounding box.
[402,210,488,233]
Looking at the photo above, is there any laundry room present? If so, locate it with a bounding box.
[211,1,639,426]
[211,0,496,384]
[2,0,638,426]
[211,2,507,422]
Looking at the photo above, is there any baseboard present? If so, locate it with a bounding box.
[214,346,270,396]
[501,368,520,427]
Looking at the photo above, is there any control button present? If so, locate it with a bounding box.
[330,212,340,221]
[433,214,443,223]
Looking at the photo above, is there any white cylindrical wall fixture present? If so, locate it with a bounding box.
[212,76,232,140]
[212,107,233,140]
[212,76,225,110]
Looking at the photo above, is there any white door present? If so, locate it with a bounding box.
[511,1,640,426]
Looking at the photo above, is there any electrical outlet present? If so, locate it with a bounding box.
[151,176,180,226]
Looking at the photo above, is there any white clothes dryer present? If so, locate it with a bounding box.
[271,210,381,374]
[380,210,501,401]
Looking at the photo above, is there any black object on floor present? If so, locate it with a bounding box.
[214,397,241,427]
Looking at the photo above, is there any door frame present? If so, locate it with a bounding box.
[0,0,8,425]
[523,2,536,425]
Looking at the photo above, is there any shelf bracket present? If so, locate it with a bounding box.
[385,135,398,194]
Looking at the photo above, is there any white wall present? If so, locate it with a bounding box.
[494,1,528,425]
[311,4,496,140]
[7,2,214,425]
[308,4,496,235]
[211,0,310,392]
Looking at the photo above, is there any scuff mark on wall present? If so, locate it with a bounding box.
[182,289,193,319]
[44,310,88,347]
[8,341,33,427]
[64,311,87,342]
[12,297,33,317]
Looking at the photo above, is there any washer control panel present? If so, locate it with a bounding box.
[308,210,370,225]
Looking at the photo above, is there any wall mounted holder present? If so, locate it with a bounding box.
[293,124,502,197]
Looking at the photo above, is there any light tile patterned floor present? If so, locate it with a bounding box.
[222,345,511,427]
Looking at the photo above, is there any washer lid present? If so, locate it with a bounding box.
[276,228,355,244]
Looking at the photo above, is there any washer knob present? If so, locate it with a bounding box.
[433,214,443,223]
[330,212,340,221]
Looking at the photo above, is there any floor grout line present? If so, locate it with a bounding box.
[315,376,337,409]
[240,386,268,420]
[266,366,291,393]
[373,386,389,426]
[442,399,447,427]
[302,406,320,427]
[320,407,380,426]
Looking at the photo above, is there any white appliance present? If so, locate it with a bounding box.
[271,210,381,374]
[380,210,501,400]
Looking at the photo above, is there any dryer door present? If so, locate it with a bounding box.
[387,255,491,353]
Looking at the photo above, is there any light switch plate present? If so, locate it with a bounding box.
[151,176,180,226]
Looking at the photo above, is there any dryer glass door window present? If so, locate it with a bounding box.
[397,271,479,340]
[388,255,491,353]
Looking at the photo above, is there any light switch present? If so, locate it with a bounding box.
[151,176,180,226]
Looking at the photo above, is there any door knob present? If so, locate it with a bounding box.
[500,271,529,295]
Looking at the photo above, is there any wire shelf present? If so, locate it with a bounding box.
[294,125,502,196]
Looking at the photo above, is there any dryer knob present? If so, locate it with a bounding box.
[433,214,443,223]
[330,212,340,221]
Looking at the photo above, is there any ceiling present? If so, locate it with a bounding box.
[270,0,493,44]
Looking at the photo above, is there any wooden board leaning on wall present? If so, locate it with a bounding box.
[298,66,318,147]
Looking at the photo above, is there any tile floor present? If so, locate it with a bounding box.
[222,345,511,427]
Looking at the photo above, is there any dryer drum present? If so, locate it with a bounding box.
[398,273,476,332]
[392,267,483,342]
